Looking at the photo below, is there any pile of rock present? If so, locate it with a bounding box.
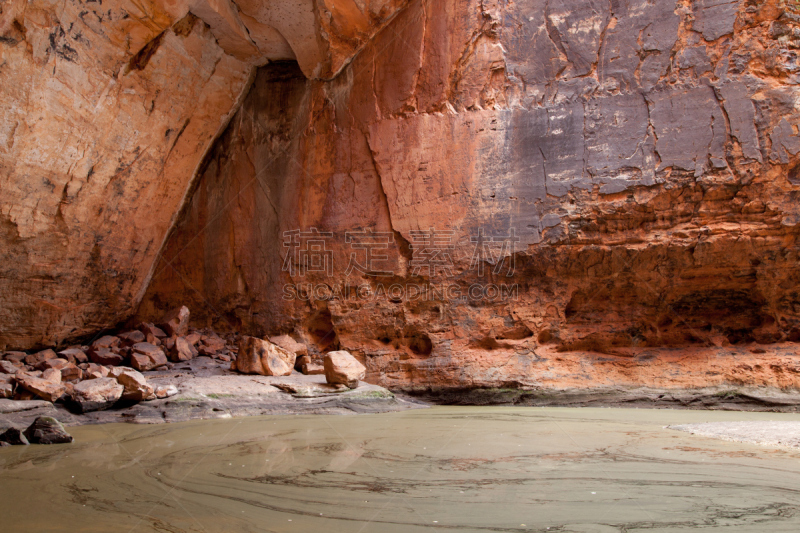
[0,306,234,411]
[0,416,73,446]
[233,335,367,389]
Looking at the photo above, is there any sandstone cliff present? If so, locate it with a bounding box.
[5,0,800,393]
[140,0,800,391]
[0,0,408,349]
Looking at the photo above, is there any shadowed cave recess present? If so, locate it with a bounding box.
[5,0,800,398]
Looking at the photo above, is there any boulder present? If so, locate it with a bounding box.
[155,384,179,399]
[70,378,123,412]
[88,347,124,366]
[0,375,14,398]
[200,334,226,352]
[138,323,167,339]
[0,427,29,445]
[270,335,309,367]
[117,330,146,346]
[2,352,27,364]
[91,335,120,350]
[15,372,66,402]
[158,306,190,337]
[234,336,295,376]
[0,360,19,374]
[110,368,155,401]
[58,348,88,364]
[171,337,195,362]
[23,417,73,444]
[185,332,202,346]
[24,349,57,367]
[83,363,109,379]
[130,343,168,371]
[323,351,366,389]
[60,364,83,382]
[41,368,62,383]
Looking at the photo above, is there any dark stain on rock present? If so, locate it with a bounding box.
[128,31,165,72]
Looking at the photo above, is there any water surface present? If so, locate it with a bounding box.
[3,407,800,532]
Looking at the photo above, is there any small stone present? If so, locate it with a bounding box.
[323,351,366,389]
[234,336,295,376]
[158,306,190,337]
[302,363,325,375]
[24,349,57,367]
[0,360,19,374]
[60,363,83,382]
[0,375,14,398]
[138,323,167,339]
[154,384,178,399]
[0,427,29,445]
[185,332,202,346]
[71,378,123,412]
[130,343,168,371]
[35,358,70,371]
[91,335,120,350]
[117,330,146,346]
[41,368,62,384]
[15,372,66,402]
[200,334,226,352]
[197,344,218,357]
[58,348,88,364]
[83,363,109,378]
[23,417,73,444]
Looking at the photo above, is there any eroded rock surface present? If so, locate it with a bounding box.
[139,1,800,394]
[0,0,410,351]
[5,0,800,397]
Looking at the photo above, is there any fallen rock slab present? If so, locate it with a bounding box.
[171,337,195,362]
[110,368,155,401]
[16,373,66,402]
[234,336,295,376]
[24,417,73,444]
[24,349,57,367]
[159,306,190,337]
[324,351,366,389]
[70,378,123,413]
[88,347,124,366]
[0,399,54,414]
[130,343,168,371]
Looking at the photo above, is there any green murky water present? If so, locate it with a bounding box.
[3,407,800,532]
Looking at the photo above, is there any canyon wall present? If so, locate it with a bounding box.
[140,0,800,391]
[0,0,408,350]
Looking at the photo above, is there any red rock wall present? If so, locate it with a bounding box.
[0,0,409,350]
[142,0,800,390]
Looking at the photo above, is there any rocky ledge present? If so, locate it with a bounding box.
[0,356,426,433]
[0,306,426,436]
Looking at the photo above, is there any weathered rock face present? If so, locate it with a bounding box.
[140,0,800,392]
[0,0,410,351]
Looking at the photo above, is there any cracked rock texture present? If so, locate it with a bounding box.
[140,0,800,392]
[0,0,409,350]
